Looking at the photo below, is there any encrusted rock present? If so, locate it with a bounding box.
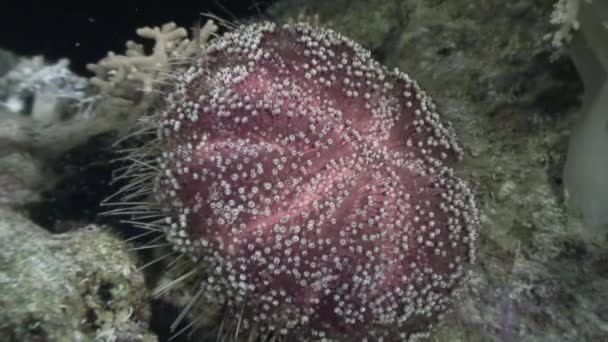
[0,207,155,341]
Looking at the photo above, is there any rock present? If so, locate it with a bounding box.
[0,207,156,341]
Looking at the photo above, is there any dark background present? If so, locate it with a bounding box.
[0,0,278,74]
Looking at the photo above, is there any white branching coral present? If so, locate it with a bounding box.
[87,20,218,96]
[81,20,218,146]
[546,0,591,48]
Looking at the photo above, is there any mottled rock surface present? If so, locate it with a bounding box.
[0,207,155,341]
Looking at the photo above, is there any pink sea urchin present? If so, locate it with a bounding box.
[130,21,478,341]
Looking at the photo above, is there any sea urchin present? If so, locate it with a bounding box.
[113,21,479,341]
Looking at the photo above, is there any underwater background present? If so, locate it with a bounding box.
[1,0,607,341]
